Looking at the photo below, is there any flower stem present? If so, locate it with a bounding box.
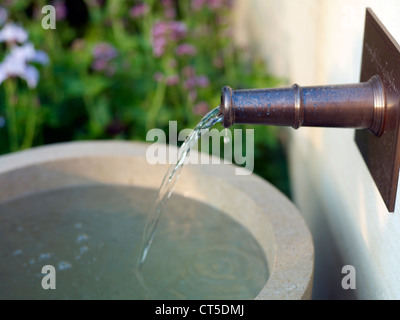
[21,93,38,150]
[4,80,19,152]
[146,79,167,131]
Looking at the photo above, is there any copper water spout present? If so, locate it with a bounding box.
[219,75,385,136]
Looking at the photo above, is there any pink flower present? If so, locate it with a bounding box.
[167,21,187,41]
[152,21,169,39]
[152,38,167,57]
[152,20,187,41]
[166,74,179,86]
[151,20,187,57]
[182,67,209,89]
[176,43,197,56]
[129,3,150,18]
[193,102,210,115]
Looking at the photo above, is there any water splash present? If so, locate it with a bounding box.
[138,106,223,266]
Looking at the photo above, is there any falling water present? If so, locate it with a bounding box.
[138,106,223,266]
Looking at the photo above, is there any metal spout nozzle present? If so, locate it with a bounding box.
[220,75,385,136]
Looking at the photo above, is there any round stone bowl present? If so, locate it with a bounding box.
[0,141,314,299]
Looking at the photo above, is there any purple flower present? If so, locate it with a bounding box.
[152,21,169,39]
[184,78,196,90]
[152,22,168,57]
[153,20,186,41]
[91,59,108,72]
[53,0,67,21]
[0,22,28,44]
[92,42,118,61]
[196,75,209,87]
[91,42,118,75]
[182,66,209,90]
[183,66,197,90]
[176,43,197,56]
[129,3,150,18]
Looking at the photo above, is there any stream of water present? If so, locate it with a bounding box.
[138,106,223,266]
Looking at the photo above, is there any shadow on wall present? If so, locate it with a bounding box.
[288,128,357,300]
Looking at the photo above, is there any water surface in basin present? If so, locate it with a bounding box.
[0,185,269,299]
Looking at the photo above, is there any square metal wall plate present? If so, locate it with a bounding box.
[355,8,400,212]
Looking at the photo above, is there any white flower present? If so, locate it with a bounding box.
[0,22,28,43]
[10,42,49,65]
[0,42,49,88]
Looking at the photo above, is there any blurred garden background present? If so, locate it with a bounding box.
[0,0,290,196]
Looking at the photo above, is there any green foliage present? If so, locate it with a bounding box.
[0,0,290,196]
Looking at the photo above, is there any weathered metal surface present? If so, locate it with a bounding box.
[355,8,400,212]
[220,76,383,134]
